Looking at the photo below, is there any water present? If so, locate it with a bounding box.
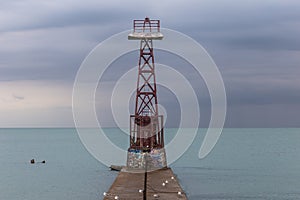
[0,128,300,200]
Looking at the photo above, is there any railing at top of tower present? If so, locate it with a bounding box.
[133,18,160,33]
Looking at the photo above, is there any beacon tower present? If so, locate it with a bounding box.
[127,18,167,170]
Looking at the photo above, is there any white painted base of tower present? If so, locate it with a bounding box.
[126,148,167,171]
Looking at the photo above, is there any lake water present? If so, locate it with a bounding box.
[0,128,300,200]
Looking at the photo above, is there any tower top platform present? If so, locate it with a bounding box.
[128,18,163,40]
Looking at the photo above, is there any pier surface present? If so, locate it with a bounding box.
[104,168,187,200]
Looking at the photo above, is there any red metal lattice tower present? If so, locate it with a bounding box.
[128,18,164,152]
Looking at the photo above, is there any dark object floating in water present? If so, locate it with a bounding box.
[110,165,123,171]
[30,159,46,164]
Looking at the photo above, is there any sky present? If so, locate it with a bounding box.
[0,0,300,128]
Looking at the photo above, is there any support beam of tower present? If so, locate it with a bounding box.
[135,38,158,117]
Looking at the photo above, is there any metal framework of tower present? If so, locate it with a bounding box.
[127,18,166,169]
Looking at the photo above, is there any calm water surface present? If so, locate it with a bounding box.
[0,128,299,200]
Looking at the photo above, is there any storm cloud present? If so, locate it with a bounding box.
[0,0,299,127]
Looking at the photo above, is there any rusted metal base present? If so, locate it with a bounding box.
[103,168,187,200]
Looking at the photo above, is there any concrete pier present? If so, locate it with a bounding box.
[103,168,187,200]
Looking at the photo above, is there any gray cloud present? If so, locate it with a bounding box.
[12,94,24,100]
[0,1,134,32]
[1,0,300,127]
